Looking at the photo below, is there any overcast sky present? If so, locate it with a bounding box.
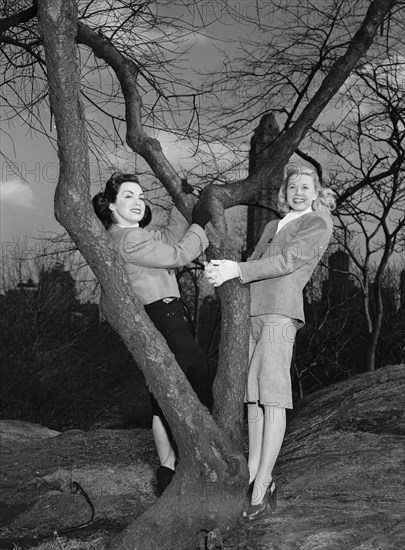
[0,2,355,265]
[0,4,255,253]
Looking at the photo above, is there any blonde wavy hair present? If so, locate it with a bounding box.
[277,166,336,215]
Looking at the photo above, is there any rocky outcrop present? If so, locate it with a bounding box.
[225,363,405,550]
[0,420,60,442]
[0,365,403,550]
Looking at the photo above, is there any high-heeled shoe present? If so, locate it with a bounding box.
[242,480,277,520]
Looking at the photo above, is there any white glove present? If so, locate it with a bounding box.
[204,260,240,287]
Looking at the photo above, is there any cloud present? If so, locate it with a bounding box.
[1,179,36,209]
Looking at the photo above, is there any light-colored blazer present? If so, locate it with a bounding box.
[238,209,333,323]
[108,208,208,305]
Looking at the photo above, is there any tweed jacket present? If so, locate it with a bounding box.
[238,209,333,323]
[108,208,208,305]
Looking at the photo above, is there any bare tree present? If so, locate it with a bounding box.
[313,59,405,370]
[378,261,405,365]
[1,0,400,547]
[0,238,89,426]
[0,235,151,430]
[185,1,405,185]
[0,0,219,176]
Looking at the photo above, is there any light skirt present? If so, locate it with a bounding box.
[246,313,300,409]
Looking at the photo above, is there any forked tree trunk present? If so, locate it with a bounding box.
[37,2,248,549]
[37,0,396,547]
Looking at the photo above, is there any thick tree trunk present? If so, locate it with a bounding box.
[37,2,248,549]
[212,272,251,446]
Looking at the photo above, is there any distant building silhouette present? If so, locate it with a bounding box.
[321,249,356,303]
[246,113,283,254]
[38,262,76,316]
[1,262,99,333]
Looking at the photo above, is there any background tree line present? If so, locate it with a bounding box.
[1,228,403,432]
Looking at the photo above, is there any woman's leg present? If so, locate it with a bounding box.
[251,405,286,505]
[246,402,264,483]
[247,315,298,505]
[152,415,176,470]
[145,299,212,410]
[145,299,211,493]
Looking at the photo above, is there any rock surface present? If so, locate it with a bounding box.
[0,427,158,548]
[0,420,60,442]
[225,363,405,550]
[0,364,404,550]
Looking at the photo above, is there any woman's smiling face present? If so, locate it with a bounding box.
[109,181,146,226]
[286,173,318,212]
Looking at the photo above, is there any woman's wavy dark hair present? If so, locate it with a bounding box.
[92,172,152,229]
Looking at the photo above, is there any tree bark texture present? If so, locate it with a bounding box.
[37,1,247,549]
[77,3,254,446]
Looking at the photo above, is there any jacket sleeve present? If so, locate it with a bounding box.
[239,212,333,284]
[121,225,208,269]
[150,206,190,244]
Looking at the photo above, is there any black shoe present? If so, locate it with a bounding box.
[242,480,277,520]
[156,466,174,496]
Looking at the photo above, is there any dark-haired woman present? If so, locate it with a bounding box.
[93,173,212,495]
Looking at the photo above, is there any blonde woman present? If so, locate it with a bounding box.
[205,166,335,519]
